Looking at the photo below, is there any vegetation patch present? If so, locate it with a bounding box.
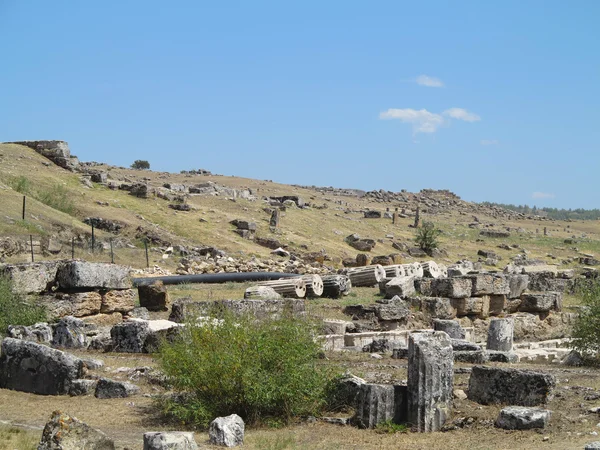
[157,311,338,429]
[571,278,600,363]
[0,276,47,336]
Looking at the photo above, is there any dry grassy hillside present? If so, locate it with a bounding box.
[0,142,598,271]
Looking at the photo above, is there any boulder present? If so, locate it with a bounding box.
[37,411,115,449]
[468,366,555,406]
[7,322,52,343]
[94,378,140,399]
[586,442,600,450]
[138,280,170,311]
[0,338,83,395]
[209,414,245,447]
[495,406,551,430]
[56,261,131,290]
[143,432,198,450]
[407,331,453,432]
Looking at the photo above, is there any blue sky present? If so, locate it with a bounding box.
[1,1,598,208]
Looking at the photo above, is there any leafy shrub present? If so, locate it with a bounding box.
[415,221,442,255]
[571,278,600,362]
[131,160,150,170]
[0,276,46,335]
[158,311,337,428]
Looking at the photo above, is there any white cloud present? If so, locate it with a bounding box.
[380,107,481,134]
[443,108,481,122]
[532,192,555,199]
[415,75,444,88]
[480,139,499,146]
[379,108,444,133]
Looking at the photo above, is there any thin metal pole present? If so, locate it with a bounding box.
[91,223,95,253]
[144,240,149,268]
[22,196,26,220]
[71,237,75,259]
[110,238,114,264]
[29,235,34,262]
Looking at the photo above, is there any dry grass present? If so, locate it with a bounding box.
[2,143,598,271]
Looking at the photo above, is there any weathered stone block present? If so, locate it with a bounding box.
[433,319,465,339]
[138,280,170,311]
[507,274,529,299]
[489,295,506,315]
[453,296,490,318]
[101,289,136,313]
[354,383,407,429]
[432,277,472,299]
[420,297,457,320]
[56,261,131,290]
[52,316,90,349]
[169,298,306,323]
[454,350,489,364]
[495,406,550,430]
[467,273,509,296]
[0,261,59,294]
[0,338,83,395]
[468,366,555,406]
[407,331,453,432]
[7,322,52,343]
[384,276,415,299]
[143,432,198,450]
[519,292,562,313]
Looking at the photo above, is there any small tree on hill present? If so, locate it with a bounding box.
[415,221,441,255]
[131,160,150,170]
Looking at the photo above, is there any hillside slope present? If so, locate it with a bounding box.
[0,142,598,271]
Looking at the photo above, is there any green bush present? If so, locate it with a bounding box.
[0,276,46,335]
[158,311,337,428]
[415,221,441,255]
[571,278,600,362]
[131,159,150,170]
